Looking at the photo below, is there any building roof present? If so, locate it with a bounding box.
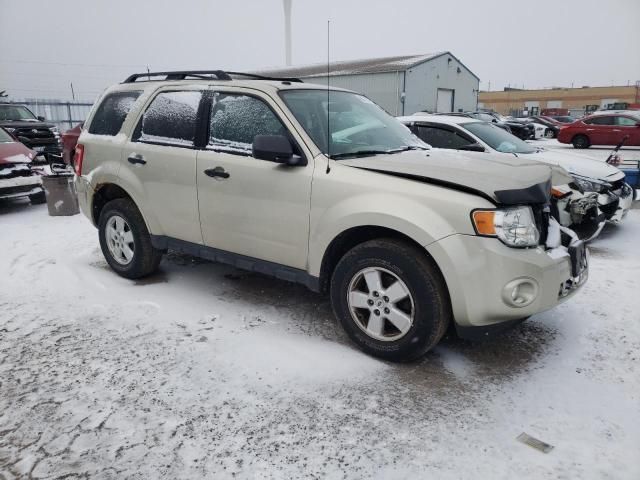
[256,52,452,79]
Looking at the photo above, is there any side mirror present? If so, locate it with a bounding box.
[37,116,45,121]
[458,142,485,152]
[252,135,306,166]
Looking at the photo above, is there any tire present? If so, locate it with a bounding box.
[330,238,451,362]
[572,134,590,149]
[98,198,162,279]
[29,190,46,205]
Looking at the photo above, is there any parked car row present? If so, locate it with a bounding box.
[0,103,62,162]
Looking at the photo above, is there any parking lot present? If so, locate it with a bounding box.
[1,197,638,479]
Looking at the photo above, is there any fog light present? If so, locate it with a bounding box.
[502,278,538,308]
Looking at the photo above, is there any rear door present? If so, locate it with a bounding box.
[583,115,616,145]
[196,89,313,269]
[613,115,640,146]
[409,123,475,150]
[120,88,204,244]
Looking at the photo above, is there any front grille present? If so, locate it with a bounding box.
[0,164,33,179]
[0,184,38,195]
[14,127,54,140]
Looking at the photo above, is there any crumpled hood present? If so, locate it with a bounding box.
[340,148,552,205]
[531,149,624,182]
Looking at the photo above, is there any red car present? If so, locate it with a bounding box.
[558,112,640,148]
[0,127,46,204]
[61,123,83,166]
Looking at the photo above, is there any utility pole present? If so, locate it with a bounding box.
[283,0,292,66]
[70,82,76,100]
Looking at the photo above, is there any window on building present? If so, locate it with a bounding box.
[208,93,287,155]
[135,91,202,146]
[88,91,141,136]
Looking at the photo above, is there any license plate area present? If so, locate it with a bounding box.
[569,241,588,277]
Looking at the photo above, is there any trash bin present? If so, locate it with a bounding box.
[42,173,80,216]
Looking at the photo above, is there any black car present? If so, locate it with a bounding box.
[465,112,534,140]
[0,104,62,162]
[529,116,561,138]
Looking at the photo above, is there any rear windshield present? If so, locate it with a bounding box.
[88,91,141,136]
[462,122,536,154]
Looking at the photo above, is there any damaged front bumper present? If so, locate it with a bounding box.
[0,164,43,200]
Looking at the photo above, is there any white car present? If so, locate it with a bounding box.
[399,114,633,232]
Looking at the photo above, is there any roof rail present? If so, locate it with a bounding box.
[122,70,303,84]
[226,71,303,83]
[122,70,233,83]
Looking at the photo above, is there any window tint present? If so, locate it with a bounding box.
[136,91,202,146]
[584,116,614,125]
[209,93,287,155]
[414,126,472,149]
[88,91,141,136]
[615,116,638,126]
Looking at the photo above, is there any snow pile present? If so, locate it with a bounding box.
[0,201,638,479]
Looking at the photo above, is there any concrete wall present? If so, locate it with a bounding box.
[404,54,479,115]
[303,71,404,115]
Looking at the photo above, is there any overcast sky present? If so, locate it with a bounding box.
[1,0,638,102]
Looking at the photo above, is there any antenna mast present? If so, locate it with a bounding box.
[326,19,331,174]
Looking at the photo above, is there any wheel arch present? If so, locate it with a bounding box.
[317,225,450,296]
[91,183,153,233]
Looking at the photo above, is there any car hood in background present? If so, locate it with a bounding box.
[340,148,552,205]
[0,141,35,165]
[531,149,624,182]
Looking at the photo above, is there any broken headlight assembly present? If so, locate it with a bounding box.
[472,206,540,248]
[572,175,610,193]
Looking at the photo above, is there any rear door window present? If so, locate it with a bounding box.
[614,116,638,126]
[134,91,203,146]
[584,116,615,125]
[88,91,141,136]
[208,93,288,156]
[413,125,472,149]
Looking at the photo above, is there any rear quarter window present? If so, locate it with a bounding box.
[88,91,141,136]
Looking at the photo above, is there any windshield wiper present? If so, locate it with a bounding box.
[329,145,428,160]
[329,150,393,160]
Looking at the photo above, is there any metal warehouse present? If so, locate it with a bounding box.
[258,52,480,116]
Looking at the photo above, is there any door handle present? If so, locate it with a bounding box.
[128,153,147,165]
[204,166,230,179]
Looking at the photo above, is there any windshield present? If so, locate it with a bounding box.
[0,128,14,143]
[0,105,38,121]
[280,89,426,158]
[462,122,536,154]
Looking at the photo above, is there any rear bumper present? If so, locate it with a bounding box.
[426,234,587,329]
[75,175,93,224]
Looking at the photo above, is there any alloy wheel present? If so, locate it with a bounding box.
[106,215,135,265]
[347,267,415,341]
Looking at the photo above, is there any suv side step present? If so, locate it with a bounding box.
[151,235,320,291]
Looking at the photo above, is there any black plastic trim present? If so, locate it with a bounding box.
[455,317,528,341]
[150,235,321,291]
[494,179,552,205]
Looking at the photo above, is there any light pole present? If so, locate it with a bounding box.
[283,0,292,66]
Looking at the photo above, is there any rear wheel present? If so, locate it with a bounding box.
[572,134,590,149]
[330,238,451,362]
[98,198,162,279]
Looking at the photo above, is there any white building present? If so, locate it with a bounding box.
[257,52,480,116]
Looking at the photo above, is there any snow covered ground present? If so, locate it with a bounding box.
[1,200,639,479]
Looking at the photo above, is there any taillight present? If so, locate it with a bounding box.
[74,144,84,176]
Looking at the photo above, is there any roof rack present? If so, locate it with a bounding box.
[122,70,303,84]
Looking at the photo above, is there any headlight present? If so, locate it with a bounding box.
[572,175,610,193]
[472,206,540,247]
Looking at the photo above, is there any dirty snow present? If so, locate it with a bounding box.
[1,200,639,479]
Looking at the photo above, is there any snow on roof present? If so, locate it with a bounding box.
[255,52,448,78]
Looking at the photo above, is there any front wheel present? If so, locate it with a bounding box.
[330,239,451,362]
[572,134,590,149]
[98,198,162,279]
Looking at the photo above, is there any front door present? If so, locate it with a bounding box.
[120,89,203,244]
[583,115,616,145]
[196,90,313,269]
